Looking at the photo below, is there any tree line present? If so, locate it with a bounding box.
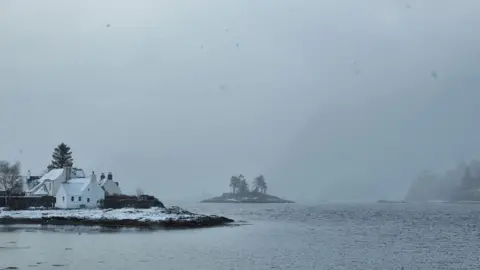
[229,174,268,194]
[406,159,480,202]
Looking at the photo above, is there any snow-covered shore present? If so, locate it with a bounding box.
[0,207,234,229]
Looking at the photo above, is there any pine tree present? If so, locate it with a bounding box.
[253,175,267,194]
[48,143,74,170]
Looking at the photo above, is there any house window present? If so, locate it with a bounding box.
[62,196,65,202]
[71,196,74,202]
[79,196,82,202]
[87,198,90,203]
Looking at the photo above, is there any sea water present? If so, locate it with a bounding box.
[1,202,480,269]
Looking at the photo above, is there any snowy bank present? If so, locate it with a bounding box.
[0,207,234,229]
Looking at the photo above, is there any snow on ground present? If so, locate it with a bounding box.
[0,207,199,222]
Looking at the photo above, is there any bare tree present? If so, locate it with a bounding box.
[0,161,23,206]
[136,187,145,198]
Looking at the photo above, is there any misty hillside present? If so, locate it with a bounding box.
[405,160,480,202]
[271,86,480,201]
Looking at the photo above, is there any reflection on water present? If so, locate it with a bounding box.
[1,202,480,269]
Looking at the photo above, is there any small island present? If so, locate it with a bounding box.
[201,174,294,203]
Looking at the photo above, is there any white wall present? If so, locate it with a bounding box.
[50,170,66,196]
[55,182,105,209]
[88,181,106,207]
[43,170,65,196]
[55,186,68,209]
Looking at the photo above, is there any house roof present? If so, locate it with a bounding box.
[34,186,49,196]
[70,168,86,178]
[98,178,112,187]
[28,169,64,193]
[39,169,64,182]
[28,171,62,194]
[60,178,91,196]
[98,179,106,186]
[28,168,89,194]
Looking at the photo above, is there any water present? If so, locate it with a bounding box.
[1,202,480,269]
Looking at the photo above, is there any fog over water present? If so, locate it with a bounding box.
[1,0,480,202]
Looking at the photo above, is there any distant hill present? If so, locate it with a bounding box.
[405,160,480,202]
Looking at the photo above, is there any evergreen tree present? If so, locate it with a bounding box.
[253,175,268,193]
[229,174,248,194]
[238,178,249,194]
[48,143,74,170]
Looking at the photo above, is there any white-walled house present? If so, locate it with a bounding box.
[27,167,85,196]
[98,172,122,195]
[26,167,123,209]
[55,172,105,209]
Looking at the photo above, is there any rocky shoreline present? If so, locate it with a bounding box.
[0,207,234,229]
[0,215,234,229]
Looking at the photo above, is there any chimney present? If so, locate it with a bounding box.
[91,171,97,183]
[107,172,113,180]
[100,173,106,180]
[64,166,72,182]
[27,170,31,179]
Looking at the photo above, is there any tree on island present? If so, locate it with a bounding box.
[201,173,293,203]
[253,175,267,194]
[238,177,249,194]
[229,175,240,194]
[0,161,23,205]
[230,174,249,194]
[47,143,74,171]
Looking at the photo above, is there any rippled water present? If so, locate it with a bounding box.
[1,202,480,269]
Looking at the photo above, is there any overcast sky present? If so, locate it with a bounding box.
[1,0,480,202]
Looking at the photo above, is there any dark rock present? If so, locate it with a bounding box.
[1,196,55,210]
[101,195,165,209]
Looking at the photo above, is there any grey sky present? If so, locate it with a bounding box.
[1,0,480,202]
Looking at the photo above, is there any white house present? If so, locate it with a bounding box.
[27,167,85,196]
[55,172,105,209]
[98,172,122,195]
